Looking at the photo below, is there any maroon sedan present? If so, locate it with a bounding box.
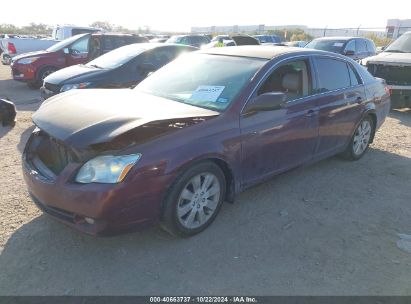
[23,46,391,236]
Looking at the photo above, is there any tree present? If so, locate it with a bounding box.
[365,33,392,47]
[290,32,313,42]
[90,21,113,31]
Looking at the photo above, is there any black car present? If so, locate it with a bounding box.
[305,37,376,61]
[41,43,197,99]
[253,35,282,44]
[165,35,210,48]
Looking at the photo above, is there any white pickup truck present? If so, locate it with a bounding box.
[361,31,411,108]
[1,25,101,65]
[1,35,58,64]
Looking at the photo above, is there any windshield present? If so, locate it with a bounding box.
[86,44,147,69]
[384,33,411,53]
[46,34,89,52]
[136,53,266,111]
[305,39,347,53]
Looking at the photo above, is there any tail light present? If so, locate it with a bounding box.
[7,42,16,54]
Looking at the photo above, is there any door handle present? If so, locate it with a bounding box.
[305,109,317,117]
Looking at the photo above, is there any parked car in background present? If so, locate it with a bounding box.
[305,37,376,61]
[150,38,168,43]
[52,25,101,41]
[41,43,197,99]
[11,33,148,88]
[23,46,390,237]
[203,35,260,48]
[361,31,411,108]
[253,35,282,44]
[211,35,231,42]
[1,35,59,65]
[286,41,307,47]
[166,35,210,48]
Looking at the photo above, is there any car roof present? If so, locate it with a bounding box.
[117,43,197,52]
[198,45,330,59]
[91,32,139,37]
[312,36,366,41]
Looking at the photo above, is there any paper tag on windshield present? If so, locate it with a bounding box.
[190,86,225,102]
[333,42,344,47]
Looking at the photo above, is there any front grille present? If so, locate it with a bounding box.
[34,132,77,175]
[44,82,61,93]
[367,64,411,86]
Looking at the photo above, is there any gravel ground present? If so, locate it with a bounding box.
[0,63,411,295]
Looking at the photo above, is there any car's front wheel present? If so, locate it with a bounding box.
[161,162,226,237]
[342,116,374,160]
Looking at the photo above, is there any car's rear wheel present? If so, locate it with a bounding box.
[342,116,374,160]
[161,162,226,237]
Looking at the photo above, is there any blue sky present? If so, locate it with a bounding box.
[5,0,411,31]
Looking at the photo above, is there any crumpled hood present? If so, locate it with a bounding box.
[363,52,411,66]
[44,64,107,85]
[33,89,219,149]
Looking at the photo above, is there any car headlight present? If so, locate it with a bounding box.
[17,57,39,64]
[60,82,91,92]
[75,154,142,184]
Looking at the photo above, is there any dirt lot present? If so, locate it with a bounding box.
[0,63,411,296]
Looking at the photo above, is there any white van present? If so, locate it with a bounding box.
[52,25,101,41]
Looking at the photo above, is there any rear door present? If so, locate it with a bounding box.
[312,56,366,159]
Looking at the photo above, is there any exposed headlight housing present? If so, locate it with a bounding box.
[17,57,39,64]
[75,154,142,184]
[60,82,91,92]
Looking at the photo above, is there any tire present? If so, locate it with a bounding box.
[160,162,226,237]
[341,116,374,161]
[2,54,11,65]
[28,67,57,89]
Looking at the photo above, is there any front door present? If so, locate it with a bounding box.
[65,35,90,66]
[240,58,319,187]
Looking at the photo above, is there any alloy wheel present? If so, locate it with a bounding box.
[353,120,372,156]
[176,172,221,229]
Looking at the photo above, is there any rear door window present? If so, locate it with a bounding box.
[315,58,351,92]
[102,37,114,52]
[112,37,128,48]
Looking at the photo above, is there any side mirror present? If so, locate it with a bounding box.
[344,50,355,56]
[63,48,70,54]
[138,62,156,74]
[381,46,386,51]
[244,92,287,114]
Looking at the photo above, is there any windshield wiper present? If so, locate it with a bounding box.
[88,64,103,69]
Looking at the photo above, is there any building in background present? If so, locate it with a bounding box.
[386,19,411,39]
[191,24,385,38]
[191,24,306,35]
